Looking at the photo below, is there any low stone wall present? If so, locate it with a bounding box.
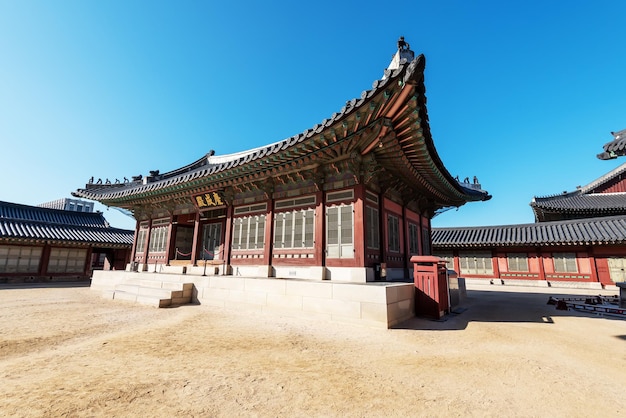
[198,276,415,328]
[464,277,606,290]
[91,271,415,329]
[131,263,404,283]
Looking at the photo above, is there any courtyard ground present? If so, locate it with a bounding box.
[0,282,624,417]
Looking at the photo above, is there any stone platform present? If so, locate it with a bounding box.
[91,270,415,329]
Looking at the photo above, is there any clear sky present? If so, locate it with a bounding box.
[1,1,625,231]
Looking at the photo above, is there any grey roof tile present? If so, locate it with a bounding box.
[531,163,626,220]
[598,129,626,160]
[432,215,626,248]
[532,193,626,212]
[0,201,133,246]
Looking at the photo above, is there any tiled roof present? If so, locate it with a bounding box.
[597,129,626,160]
[530,163,626,221]
[531,193,626,213]
[73,48,490,212]
[575,162,626,194]
[0,201,133,247]
[432,215,626,248]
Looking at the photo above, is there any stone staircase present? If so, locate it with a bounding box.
[104,276,194,308]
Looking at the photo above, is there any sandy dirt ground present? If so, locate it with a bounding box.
[0,282,625,418]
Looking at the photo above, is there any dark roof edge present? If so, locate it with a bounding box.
[533,162,626,203]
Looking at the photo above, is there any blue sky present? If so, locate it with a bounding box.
[1,1,625,231]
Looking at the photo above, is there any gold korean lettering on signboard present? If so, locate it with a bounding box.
[193,191,225,208]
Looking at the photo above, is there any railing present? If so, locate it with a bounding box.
[201,247,225,276]
[175,248,192,260]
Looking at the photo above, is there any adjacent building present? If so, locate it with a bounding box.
[433,163,626,288]
[38,198,95,213]
[0,201,133,283]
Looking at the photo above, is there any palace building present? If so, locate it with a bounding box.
[0,200,133,283]
[433,162,626,288]
[73,40,491,283]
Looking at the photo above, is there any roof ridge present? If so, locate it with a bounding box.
[433,214,626,231]
[578,162,626,194]
[0,200,108,227]
[433,215,626,247]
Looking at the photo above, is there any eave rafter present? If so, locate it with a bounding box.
[80,52,485,214]
[108,118,387,210]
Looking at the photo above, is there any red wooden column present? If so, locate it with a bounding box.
[223,204,234,273]
[263,200,274,272]
[537,249,547,282]
[452,251,460,275]
[314,190,325,267]
[83,247,93,277]
[164,214,174,266]
[425,217,433,256]
[353,185,366,267]
[130,221,140,265]
[142,219,152,271]
[492,250,501,278]
[403,205,410,272]
[191,212,201,266]
[378,192,387,274]
[39,245,51,277]
[587,248,600,284]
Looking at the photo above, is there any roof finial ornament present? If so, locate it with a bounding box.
[397,36,410,51]
[385,36,415,74]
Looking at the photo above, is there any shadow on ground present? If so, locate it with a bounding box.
[0,281,91,289]
[394,288,624,331]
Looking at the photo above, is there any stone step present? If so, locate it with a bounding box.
[121,277,193,290]
[171,296,192,306]
[126,285,179,299]
[113,289,172,308]
[136,294,171,308]
[112,290,138,303]
[109,281,194,308]
[161,282,194,291]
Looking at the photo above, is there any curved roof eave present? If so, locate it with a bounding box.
[390,56,491,205]
[74,53,489,208]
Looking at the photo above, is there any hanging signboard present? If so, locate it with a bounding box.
[193,191,225,208]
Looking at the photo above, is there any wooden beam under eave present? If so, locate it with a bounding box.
[391,103,412,123]
[362,108,375,127]
[382,84,414,121]
[294,144,312,158]
[397,135,416,144]
[352,119,361,133]
[318,147,338,160]
[395,124,415,138]
[392,116,413,133]
[371,88,395,119]
[360,123,390,156]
